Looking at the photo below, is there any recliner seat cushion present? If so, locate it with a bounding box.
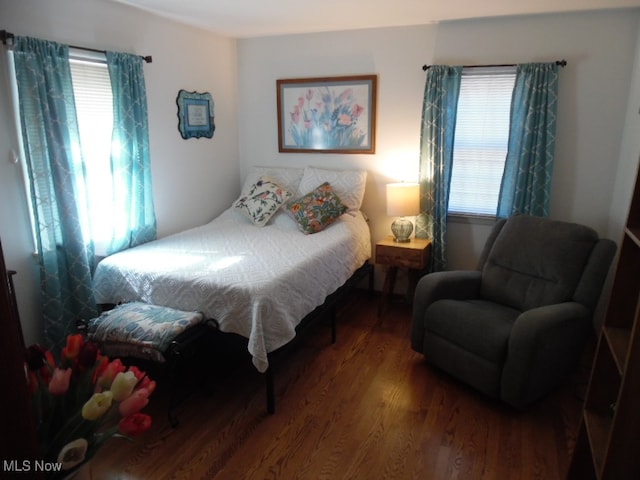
[480,215,598,311]
[425,299,520,363]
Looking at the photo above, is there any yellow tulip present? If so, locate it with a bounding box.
[110,371,138,401]
[81,391,113,420]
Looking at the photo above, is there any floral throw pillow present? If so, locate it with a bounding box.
[284,182,348,234]
[233,177,293,227]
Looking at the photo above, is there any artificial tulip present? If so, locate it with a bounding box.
[61,334,84,363]
[127,365,145,382]
[25,337,155,474]
[95,358,126,391]
[138,376,157,395]
[91,353,110,384]
[110,371,137,401]
[119,413,152,436]
[40,350,56,385]
[82,391,113,420]
[49,368,72,395]
[77,340,99,370]
[118,388,151,417]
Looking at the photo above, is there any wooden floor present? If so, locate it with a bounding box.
[81,289,583,480]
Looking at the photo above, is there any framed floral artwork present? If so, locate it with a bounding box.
[176,90,215,139]
[276,75,377,154]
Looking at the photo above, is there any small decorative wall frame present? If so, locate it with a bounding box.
[276,75,377,154]
[176,90,215,139]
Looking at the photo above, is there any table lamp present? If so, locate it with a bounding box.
[386,182,420,242]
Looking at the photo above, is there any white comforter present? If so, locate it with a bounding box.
[92,208,371,372]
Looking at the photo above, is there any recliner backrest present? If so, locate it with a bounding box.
[479,215,600,312]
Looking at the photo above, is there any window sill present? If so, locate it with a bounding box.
[447,213,497,226]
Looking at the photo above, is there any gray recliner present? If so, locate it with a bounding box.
[411,214,616,409]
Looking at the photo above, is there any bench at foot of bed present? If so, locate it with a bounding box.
[81,302,209,427]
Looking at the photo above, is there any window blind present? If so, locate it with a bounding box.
[449,67,516,216]
[69,57,114,251]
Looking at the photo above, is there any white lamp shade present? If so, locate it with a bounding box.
[386,183,420,217]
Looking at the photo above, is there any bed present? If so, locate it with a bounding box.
[92,166,372,383]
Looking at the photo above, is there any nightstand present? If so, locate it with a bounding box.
[375,235,432,316]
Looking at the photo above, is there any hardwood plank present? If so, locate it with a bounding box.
[79,290,581,480]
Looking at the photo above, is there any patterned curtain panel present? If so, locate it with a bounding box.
[497,63,559,218]
[416,66,462,272]
[105,52,157,254]
[13,37,98,350]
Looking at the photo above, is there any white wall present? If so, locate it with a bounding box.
[610,23,640,239]
[238,25,435,252]
[439,11,640,269]
[238,10,640,275]
[0,0,239,344]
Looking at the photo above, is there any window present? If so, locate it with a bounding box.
[11,50,117,254]
[69,55,114,253]
[448,67,516,216]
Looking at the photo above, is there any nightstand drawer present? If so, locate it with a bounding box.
[376,243,428,270]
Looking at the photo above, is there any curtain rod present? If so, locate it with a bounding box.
[1,29,152,63]
[422,59,567,71]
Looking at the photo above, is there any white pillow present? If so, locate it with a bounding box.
[241,166,305,196]
[298,166,367,211]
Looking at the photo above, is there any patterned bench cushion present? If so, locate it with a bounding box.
[88,302,204,363]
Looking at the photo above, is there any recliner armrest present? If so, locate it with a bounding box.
[411,270,482,351]
[502,301,592,409]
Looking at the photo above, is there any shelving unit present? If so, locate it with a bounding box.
[567,166,640,479]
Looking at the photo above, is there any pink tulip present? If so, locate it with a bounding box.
[140,378,157,396]
[118,388,151,417]
[48,368,72,395]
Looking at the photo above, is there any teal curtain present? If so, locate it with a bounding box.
[416,66,462,272]
[13,36,98,350]
[106,52,156,254]
[497,63,559,217]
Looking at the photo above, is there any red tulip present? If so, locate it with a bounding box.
[77,341,99,370]
[61,334,84,363]
[119,413,152,436]
[96,358,126,391]
[92,354,110,384]
[39,350,56,385]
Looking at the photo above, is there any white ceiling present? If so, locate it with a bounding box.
[112,0,640,38]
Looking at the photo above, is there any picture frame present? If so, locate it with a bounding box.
[276,75,377,154]
[176,90,215,139]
